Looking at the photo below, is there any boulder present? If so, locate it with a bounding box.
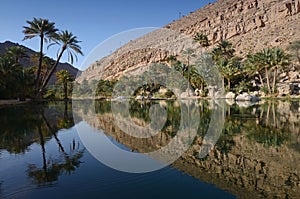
[135,95,144,100]
[225,92,236,99]
[236,93,260,102]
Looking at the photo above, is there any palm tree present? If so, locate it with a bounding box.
[246,48,289,94]
[269,48,289,93]
[39,30,83,96]
[23,18,58,92]
[216,40,235,60]
[6,46,28,64]
[217,57,241,90]
[56,70,74,99]
[244,53,265,87]
[193,32,209,47]
[182,48,196,96]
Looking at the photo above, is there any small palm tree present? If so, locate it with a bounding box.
[56,70,74,99]
[244,53,265,87]
[216,40,235,59]
[193,32,209,47]
[217,57,241,90]
[23,18,58,92]
[39,30,83,96]
[269,48,289,93]
[6,46,28,64]
[182,48,196,96]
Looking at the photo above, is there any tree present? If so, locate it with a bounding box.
[182,48,196,96]
[217,57,241,90]
[213,40,235,61]
[39,30,83,97]
[244,48,289,94]
[5,46,28,64]
[193,32,209,47]
[56,70,74,99]
[210,40,238,91]
[23,18,58,93]
[244,53,265,87]
[269,48,289,93]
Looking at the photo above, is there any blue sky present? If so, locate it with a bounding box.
[0,0,215,70]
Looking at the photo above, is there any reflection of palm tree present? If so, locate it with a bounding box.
[28,105,84,185]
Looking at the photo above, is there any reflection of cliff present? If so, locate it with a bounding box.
[79,101,300,198]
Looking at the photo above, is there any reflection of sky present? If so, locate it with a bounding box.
[76,121,166,173]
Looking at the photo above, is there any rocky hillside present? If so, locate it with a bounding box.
[79,0,300,82]
[0,41,80,85]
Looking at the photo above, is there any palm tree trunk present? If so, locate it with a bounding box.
[36,34,44,94]
[227,78,231,91]
[38,126,47,175]
[265,67,271,94]
[187,56,190,97]
[258,72,264,87]
[38,47,66,97]
[64,82,68,99]
[272,66,277,94]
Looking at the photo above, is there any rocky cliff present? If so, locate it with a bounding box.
[79,0,300,83]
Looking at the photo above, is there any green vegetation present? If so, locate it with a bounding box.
[193,32,209,47]
[165,39,295,96]
[0,17,83,100]
[1,17,299,100]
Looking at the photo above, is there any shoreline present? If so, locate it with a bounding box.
[0,95,299,108]
[0,99,31,108]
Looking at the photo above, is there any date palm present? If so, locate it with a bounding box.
[6,46,28,64]
[56,70,74,99]
[193,32,209,47]
[23,18,58,92]
[182,48,196,96]
[216,40,235,60]
[217,57,241,90]
[39,30,83,96]
[244,53,265,87]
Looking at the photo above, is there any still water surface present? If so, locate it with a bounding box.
[0,100,299,198]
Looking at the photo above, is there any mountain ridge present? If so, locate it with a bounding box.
[79,0,300,83]
[0,40,80,85]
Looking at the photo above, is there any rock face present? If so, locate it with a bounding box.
[79,0,300,83]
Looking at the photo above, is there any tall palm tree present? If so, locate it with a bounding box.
[39,30,83,96]
[193,32,209,47]
[6,46,28,64]
[56,70,74,99]
[23,18,58,92]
